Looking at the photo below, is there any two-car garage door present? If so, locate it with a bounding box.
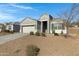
[22,26,35,33]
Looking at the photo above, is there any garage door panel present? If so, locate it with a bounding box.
[23,26,35,33]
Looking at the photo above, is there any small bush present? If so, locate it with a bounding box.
[4,30,10,32]
[35,31,40,36]
[41,33,46,37]
[30,31,34,35]
[63,34,68,38]
[26,45,40,56]
[54,33,59,36]
[15,48,21,53]
[61,31,63,35]
[4,30,15,33]
[53,31,59,36]
[10,31,15,33]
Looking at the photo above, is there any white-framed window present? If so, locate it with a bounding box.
[9,25,11,30]
[52,23,65,30]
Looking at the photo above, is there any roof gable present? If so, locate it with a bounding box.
[21,17,37,25]
[40,14,53,21]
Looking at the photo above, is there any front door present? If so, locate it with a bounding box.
[42,21,47,33]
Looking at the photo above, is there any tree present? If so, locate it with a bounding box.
[58,4,79,36]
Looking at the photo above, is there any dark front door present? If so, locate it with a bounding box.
[43,21,47,33]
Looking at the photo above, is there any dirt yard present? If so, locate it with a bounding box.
[0,27,79,56]
[0,34,79,56]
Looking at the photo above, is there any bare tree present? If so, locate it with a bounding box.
[58,4,79,36]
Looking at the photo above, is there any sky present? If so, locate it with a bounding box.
[0,3,73,23]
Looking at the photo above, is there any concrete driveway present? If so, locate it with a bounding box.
[0,33,27,44]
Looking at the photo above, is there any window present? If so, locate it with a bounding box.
[52,23,65,30]
[9,26,11,30]
[58,23,62,29]
[52,23,58,30]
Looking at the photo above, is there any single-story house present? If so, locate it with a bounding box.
[74,22,79,27]
[0,23,4,32]
[71,21,79,27]
[5,22,20,32]
[20,14,67,34]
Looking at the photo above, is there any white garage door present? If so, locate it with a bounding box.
[23,26,35,33]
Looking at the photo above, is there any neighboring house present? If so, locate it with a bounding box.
[0,23,4,32]
[71,21,79,27]
[75,22,79,27]
[5,22,20,32]
[74,25,79,27]
[20,14,67,34]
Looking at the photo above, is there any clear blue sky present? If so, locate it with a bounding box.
[0,3,73,23]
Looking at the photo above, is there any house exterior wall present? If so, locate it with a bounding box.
[37,21,41,32]
[6,25,8,30]
[50,22,67,34]
[20,25,22,32]
[20,17,37,33]
[11,25,13,31]
[6,25,13,31]
[0,24,3,32]
[20,20,67,34]
[0,29,2,32]
[6,24,20,32]
[39,14,52,33]
[20,14,67,35]
[37,20,67,34]
[13,25,20,32]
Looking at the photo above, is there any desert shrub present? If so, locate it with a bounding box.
[41,32,46,37]
[54,33,59,36]
[4,30,15,33]
[61,31,63,35]
[4,30,10,32]
[15,48,21,53]
[63,34,68,38]
[53,31,59,36]
[30,31,34,35]
[26,45,40,56]
[35,31,40,36]
[10,31,15,33]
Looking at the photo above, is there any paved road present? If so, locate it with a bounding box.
[0,33,27,44]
